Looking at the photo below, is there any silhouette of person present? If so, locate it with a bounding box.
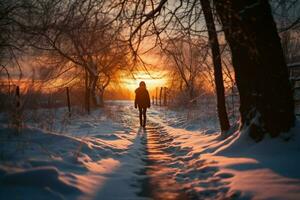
[135,81,150,127]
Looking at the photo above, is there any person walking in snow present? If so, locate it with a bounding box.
[134,81,151,127]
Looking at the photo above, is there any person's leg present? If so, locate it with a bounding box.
[142,107,147,127]
[138,106,143,126]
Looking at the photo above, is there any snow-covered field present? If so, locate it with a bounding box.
[0,101,300,200]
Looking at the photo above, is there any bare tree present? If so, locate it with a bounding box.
[271,0,300,63]
[0,0,29,81]
[200,0,230,132]
[214,0,295,141]
[21,0,130,111]
[163,37,208,102]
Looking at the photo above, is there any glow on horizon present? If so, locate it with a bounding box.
[121,71,168,92]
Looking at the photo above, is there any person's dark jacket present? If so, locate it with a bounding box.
[135,86,150,108]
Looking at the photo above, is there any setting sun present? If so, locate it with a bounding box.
[122,71,168,92]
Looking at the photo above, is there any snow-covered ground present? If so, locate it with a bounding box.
[0,101,300,200]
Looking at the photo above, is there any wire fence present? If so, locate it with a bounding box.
[150,85,240,126]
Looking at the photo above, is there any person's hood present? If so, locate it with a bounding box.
[135,86,146,93]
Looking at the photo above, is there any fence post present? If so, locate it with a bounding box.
[159,87,162,106]
[15,85,21,134]
[16,86,20,109]
[163,87,167,106]
[66,87,71,117]
[155,87,158,105]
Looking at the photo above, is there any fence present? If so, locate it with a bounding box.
[0,83,89,116]
[152,86,169,106]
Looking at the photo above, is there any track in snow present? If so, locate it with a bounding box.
[136,123,189,200]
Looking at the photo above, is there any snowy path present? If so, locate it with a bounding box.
[137,124,189,200]
[94,104,231,200]
[1,101,300,200]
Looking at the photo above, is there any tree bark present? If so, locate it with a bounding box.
[188,85,195,103]
[98,89,104,107]
[90,75,100,107]
[200,0,231,132]
[214,0,295,141]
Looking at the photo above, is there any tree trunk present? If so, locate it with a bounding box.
[200,0,230,132]
[99,89,104,107]
[188,85,195,103]
[85,69,90,114]
[90,75,101,107]
[214,0,295,141]
[188,86,193,100]
[87,73,105,108]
